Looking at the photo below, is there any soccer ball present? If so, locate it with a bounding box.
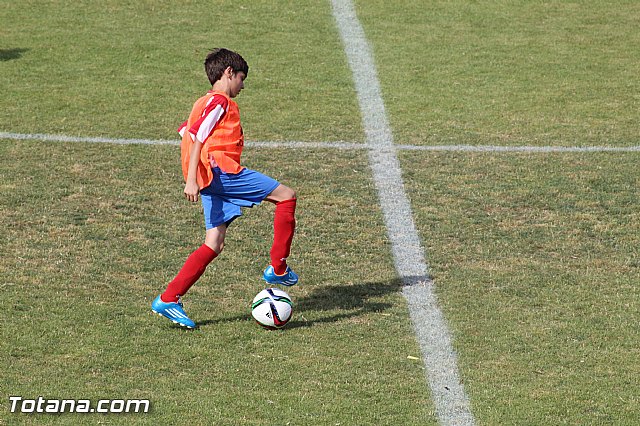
[251,288,293,329]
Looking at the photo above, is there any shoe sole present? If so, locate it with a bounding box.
[152,309,195,329]
[264,280,297,286]
[263,275,298,286]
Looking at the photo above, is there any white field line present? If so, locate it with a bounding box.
[2,132,639,153]
[0,132,360,150]
[330,1,475,425]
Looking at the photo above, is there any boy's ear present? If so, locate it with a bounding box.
[224,66,234,78]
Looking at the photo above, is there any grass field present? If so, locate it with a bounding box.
[2,0,639,425]
[402,152,639,424]
[1,142,433,424]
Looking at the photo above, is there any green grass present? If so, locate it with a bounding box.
[0,141,434,425]
[401,151,640,424]
[2,0,640,424]
[357,0,640,147]
[1,0,363,143]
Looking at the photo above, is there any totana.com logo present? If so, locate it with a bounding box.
[8,396,150,414]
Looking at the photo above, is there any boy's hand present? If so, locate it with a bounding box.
[184,181,200,202]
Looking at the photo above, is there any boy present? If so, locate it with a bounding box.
[152,48,298,329]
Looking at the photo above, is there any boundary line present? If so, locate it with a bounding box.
[330,1,475,425]
[2,132,639,153]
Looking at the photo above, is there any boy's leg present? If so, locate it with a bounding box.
[269,200,296,274]
[264,184,298,284]
[161,224,226,303]
[205,169,298,285]
[152,225,226,329]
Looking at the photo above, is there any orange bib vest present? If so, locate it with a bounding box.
[180,91,245,189]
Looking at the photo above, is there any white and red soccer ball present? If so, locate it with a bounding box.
[251,288,293,329]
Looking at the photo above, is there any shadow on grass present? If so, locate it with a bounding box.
[197,278,405,329]
[0,48,29,61]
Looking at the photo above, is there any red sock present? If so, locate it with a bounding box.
[270,198,297,275]
[161,244,218,303]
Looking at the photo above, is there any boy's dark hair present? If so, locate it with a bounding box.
[204,48,249,85]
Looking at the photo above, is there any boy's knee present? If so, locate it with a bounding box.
[214,241,225,254]
[205,225,227,254]
[282,185,296,200]
[205,240,224,254]
[277,186,295,201]
[268,184,296,203]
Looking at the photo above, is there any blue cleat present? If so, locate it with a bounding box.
[263,265,298,286]
[151,295,196,329]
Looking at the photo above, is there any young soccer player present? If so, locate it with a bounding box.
[152,48,298,329]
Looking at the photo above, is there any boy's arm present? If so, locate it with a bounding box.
[184,138,203,202]
[181,93,229,202]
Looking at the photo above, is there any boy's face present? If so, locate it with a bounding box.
[229,71,246,98]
